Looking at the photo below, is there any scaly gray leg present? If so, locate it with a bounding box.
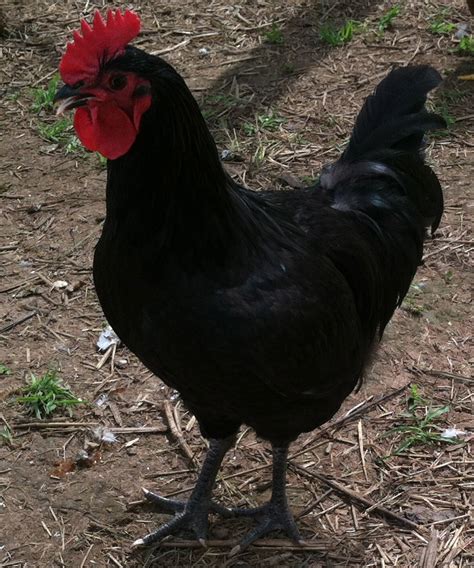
[229,444,303,556]
[132,435,234,547]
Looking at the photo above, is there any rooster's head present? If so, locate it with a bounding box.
[55,10,153,160]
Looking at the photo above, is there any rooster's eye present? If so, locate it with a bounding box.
[109,74,128,91]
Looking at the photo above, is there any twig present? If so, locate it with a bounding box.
[96,345,113,370]
[12,421,168,434]
[0,276,39,293]
[151,38,190,56]
[233,17,286,32]
[454,114,474,123]
[209,55,258,67]
[112,426,168,434]
[163,400,198,468]
[288,462,420,531]
[0,311,36,333]
[423,243,464,261]
[80,545,93,568]
[157,537,332,552]
[157,538,362,562]
[410,366,474,385]
[106,553,124,568]
[357,420,369,481]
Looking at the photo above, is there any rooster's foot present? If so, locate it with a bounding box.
[132,436,235,547]
[132,499,210,547]
[228,499,304,556]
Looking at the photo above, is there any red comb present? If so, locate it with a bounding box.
[59,9,141,85]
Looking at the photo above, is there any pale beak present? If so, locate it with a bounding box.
[54,84,91,115]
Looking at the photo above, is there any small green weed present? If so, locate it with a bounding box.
[442,270,454,284]
[428,96,457,139]
[378,5,400,33]
[252,142,267,167]
[428,8,456,36]
[0,363,11,375]
[0,425,13,446]
[407,383,425,409]
[387,384,453,455]
[401,283,427,316]
[432,102,455,128]
[30,73,91,159]
[264,23,284,45]
[301,175,319,185]
[458,36,474,54]
[65,135,85,155]
[37,117,73,144]
[37,117,88,157]
[441,88,468,104]
[17,370,84,419]
[320,20,361,46]
[201,93,243,121]
[31,74,61,113]
[282,63,296,75]
[243,110,285,135]
[429,20,456,35]
[402,297,424,316]
[96,153,108,168]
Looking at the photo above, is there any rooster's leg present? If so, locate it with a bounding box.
[229,445,303,555]
[133,435,234,547]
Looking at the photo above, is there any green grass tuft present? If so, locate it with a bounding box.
[17,370,84,419]
[320,20,361,46]
[432,102,455,129]
[386,384,454,455]
[0,363,11,375]
[401,283,428,316]
[201,93,244,122]
[264,23,284,45]
[31,74,61,113]
[30,73,93,159]
[0,425,13,446]
[458,36,474,54]
[37,117,74,144]
[378,5,400,32]
[428,8,456,36]
[243,110,285,135]
[429,20,456,35]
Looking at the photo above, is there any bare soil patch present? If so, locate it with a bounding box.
[1,1,472,566]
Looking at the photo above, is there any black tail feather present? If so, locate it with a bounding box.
[347,112,446,159]
[342,65,444,161]
[321,65,445,233]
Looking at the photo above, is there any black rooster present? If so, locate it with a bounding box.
[54,10,445,553]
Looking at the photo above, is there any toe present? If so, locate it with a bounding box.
[136,513,189,546]
[142,488,186,513]
[132,506,210,547]
[228,502,303,555]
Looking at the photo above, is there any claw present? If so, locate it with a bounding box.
[229,544,242,557]
[131,538,145,548]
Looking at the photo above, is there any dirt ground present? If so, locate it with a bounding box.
[0,0,473,566]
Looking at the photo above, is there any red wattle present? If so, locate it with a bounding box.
[74,101,138,160]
